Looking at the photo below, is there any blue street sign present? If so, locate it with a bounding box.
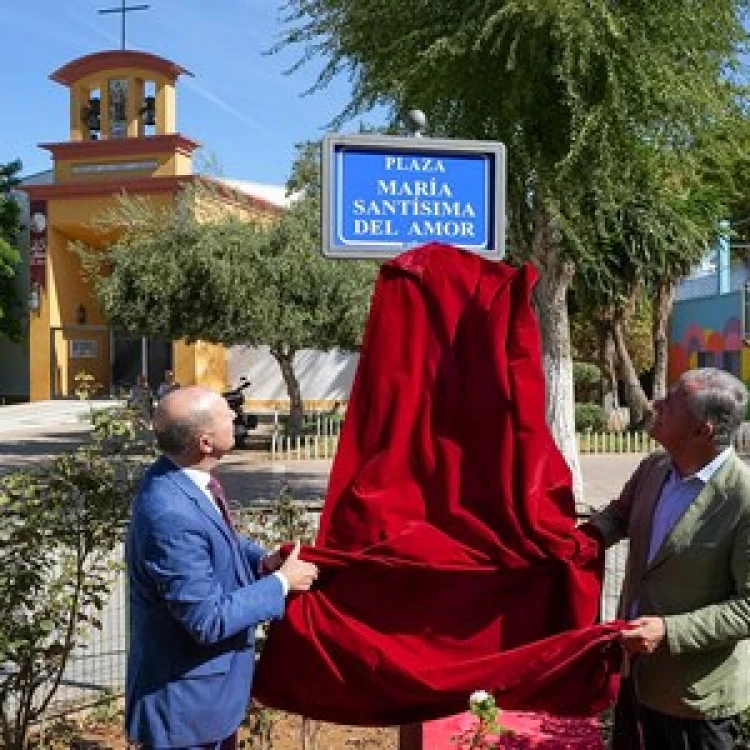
[321,134,506,259]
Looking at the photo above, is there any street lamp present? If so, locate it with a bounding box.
[28,283,41,314]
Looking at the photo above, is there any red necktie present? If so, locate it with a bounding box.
[207,475,234,531]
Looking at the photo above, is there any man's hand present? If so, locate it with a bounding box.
[278,541,319,592]
[620,616,666,655]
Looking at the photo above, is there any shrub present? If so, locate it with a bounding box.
[0,409,150,750]
[573,362,601,402]
[575,402,605,432]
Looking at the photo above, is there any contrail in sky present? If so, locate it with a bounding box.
[64,8,280,142]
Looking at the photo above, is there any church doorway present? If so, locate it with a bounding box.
[111,332,172,395]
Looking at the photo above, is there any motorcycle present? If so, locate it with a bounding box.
[222,377,258,448]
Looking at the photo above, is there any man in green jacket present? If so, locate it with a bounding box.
[589,367,750,749]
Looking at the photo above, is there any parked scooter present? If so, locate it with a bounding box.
[222,377,258,448]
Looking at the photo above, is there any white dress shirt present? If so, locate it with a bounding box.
[178,463,289,595]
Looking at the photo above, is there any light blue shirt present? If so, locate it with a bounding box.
[647,447,733,563]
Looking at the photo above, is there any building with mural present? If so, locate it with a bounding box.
[669,226,750,385]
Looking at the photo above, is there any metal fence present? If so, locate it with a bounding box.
[38,548,128,721]
[579,426,750,455]
[270,413,342,461]
[270,419,750,462]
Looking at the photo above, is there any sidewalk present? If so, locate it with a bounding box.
[579,453,644,509]
[0,398,119,434]
[216,452,647,512]
[0,401,650,508]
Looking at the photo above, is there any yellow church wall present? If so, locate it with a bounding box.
[52,191,174,230]
[173,340,227,394]
[26,180,276,399]
[29,191,179,399]
[75,67,173,90]
[172,152,192,175]
[193,190,278,227]
[742,350,750,382]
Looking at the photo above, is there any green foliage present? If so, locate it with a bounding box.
[82,161,376,354]
[572,361,600,402]
[73,370,102,400]
[739,706,750,748]
[235,482,318,550]
[275,0,750,460]
[234,483,320,746]
[77,147,377,437]
[0,159,22,342]
[452,690,511,748]
[575,402,605,433]
[277,0,747,258]
[0,409,150,750]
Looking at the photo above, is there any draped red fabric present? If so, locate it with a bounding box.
[254,243,623,725]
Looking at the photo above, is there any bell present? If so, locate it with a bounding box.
[83,97,101,133]
[141,95,156,126]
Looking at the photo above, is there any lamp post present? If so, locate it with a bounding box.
[403,109,428,137]
[28,283,41,315]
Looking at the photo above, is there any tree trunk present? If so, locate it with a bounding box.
[612,310,652,428]
[272,346,304,438]
[530,236,583,502]
[597,319,619,413]
[651,277,675,401]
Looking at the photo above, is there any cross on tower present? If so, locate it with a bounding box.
[98,0,150,50]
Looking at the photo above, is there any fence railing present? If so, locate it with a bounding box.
[579,426,750,455]
[270,423,750,460]
[270,413,342,461]
[578,431,659,455]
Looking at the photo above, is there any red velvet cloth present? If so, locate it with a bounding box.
[254,243,623,725]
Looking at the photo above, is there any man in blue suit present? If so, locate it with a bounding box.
[126,385,318,749]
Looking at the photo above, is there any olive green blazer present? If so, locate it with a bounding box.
[590,450,750,719]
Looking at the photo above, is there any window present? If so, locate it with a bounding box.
[70,340,98,359]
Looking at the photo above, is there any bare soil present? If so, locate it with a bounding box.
[32,703,398,749]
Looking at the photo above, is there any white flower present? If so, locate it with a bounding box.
[469,690,491,704]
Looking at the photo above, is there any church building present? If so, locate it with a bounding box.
[14,49,286,401]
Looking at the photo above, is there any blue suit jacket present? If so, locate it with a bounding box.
[125,456,285,747]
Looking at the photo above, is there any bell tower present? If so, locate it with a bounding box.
[45,50,198,184]
[62,50,178,142]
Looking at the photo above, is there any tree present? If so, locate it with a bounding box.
[274,0,748,495]
[572,115,750,424]
[0,406,149,750]
[0,159,22,342]
[80,149,376,436]
[250,144,377,434]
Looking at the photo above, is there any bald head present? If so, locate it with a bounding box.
[153,386,229,458]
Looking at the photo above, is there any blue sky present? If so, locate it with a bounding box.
[1,1,385,186]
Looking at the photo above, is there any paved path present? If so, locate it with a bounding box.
[0,400,648,507]
[218,452,644,511]
[0,399,116,433]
